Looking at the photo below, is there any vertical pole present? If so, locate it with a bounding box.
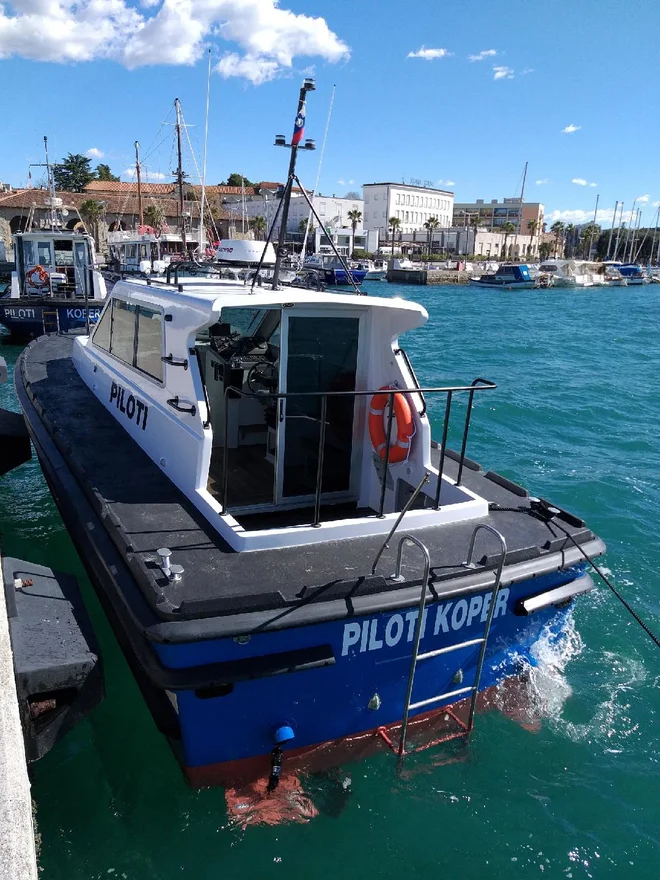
[272,82,311,288]
[588,193,599,259]
[312,394,328,527]
[174,98,187,254]
[606,201,618,259]
[613,202,624,260]
[434,392,453,509]
[199,48,212,253]
[378,391,396,517]
[135,141,143,227]
[44,136,56,230]
[624,199,637,263]
[649,207,659,267]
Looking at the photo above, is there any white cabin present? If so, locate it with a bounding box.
[72,281,490,551]
[11,231,106,300]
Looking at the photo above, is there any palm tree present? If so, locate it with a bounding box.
[564,223,576,258]
[143,204,165,234]
[550,221,565,257]
[79,199,104,247]
[527,219,539,257]
[347,208,362,256]
[423,215,439,258]
[250,215,266,240]
[500,221,516,260]
[581,223,601,259]
[389,216,401,255]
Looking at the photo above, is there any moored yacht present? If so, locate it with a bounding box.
[303,253,367,286]
[1,229,106,340]
[15,80,605,791]
[469,263,535,290]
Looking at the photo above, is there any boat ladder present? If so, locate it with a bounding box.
[41,309,60,335]
[378,525,507,758]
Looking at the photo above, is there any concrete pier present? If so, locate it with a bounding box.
[0,555,39,880]
[387,267,469,285]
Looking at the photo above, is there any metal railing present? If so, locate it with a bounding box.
[218,377,496,524]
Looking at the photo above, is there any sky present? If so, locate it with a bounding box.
[2,0,659,227]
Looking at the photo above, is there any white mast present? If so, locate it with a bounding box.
[199,48,212,252]
[301,84,335,262]
[606,200,618,259]
[588,193,599,259]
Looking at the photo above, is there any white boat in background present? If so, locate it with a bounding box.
[107,229,196,276]
[353,258,388,281]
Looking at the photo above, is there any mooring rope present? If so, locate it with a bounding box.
[488,500,660,650]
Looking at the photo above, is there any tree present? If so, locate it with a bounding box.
[550,221,565,257]
[581,223,601,259]
[225,173,254,188]
[344,191,361,200]
[95,164,119,182]
[500,221,516,260]
[79,199,104,247]
[389,216,401,255]
[143,204,165,234]
[564,223,576,258]
[423,215,439,258]
[53,153,94,192]
[538,241,553,260]
[527,219,539,256]
[347,208,362,255]
[250,215,266,240]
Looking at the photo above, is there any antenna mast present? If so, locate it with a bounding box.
[174,98,187,254]
[271,78,316,288]
[200,48,211,252]
[44,136,57,231]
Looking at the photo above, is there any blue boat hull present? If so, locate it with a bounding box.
[0,300,103,340]
[152,567,586,786]
[323,268,367,286]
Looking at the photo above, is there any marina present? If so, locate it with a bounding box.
[1,279,659,875]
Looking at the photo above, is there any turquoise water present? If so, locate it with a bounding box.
[1,282,659,878]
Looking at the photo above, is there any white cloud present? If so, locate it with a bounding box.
[436,178,455,187]
[0,1,349,85]
[122,167,167,181]
[493,65,514,80]
[520,67,534,75]
[572,178,597,187]
[653,200,660,208]
[548,208,622,225]
[86,147,104,159]
[407,47,452,60]
[536,178,548,185]
[636,194,650,203]
[468,49,496,61]
[562,124,581,134]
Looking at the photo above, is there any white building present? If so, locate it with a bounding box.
[240,191,364,237]
[313,226,379,256]
[362,182,454,241]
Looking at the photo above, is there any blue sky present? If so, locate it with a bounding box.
[2,0,658,226]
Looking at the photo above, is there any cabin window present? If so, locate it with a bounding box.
[23,240,35,266]
[96,298,163,381]
[54,239,74,266]
[91,301,112,351]
[128,245,137,260]
[37,241,52,266]
[135,307,163,381]
[110,299,138,364]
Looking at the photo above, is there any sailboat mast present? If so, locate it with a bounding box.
[135,141,143,227]
[301,84,335,261]
[606,200,618,258]
[199,48,211,253]
[174,98,187,253]
[613,202,624,260]
[588,193,599,259]
[518,160,528,241]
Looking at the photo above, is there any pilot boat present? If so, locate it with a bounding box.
[1,229,107,340]
[15,81,604,790]
[469,263,535,290]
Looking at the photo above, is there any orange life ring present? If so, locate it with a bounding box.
[368,386,415,463]
[27,265,50,288]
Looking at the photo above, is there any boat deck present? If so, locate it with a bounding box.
[19,334,604,642]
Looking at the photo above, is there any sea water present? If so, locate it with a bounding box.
[1,282,658,878]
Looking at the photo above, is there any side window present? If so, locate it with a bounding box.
[37,241,52,265]
[94,298,163,382]
[135,306,163,381]
[23,240,35,266]
[91,301,112,351]
[109,299,138,365]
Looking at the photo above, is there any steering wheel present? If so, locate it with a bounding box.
[247,361,278,394]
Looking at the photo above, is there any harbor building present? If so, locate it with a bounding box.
[395,227,538,259]
[452,198,545,234]
[362,182,454,241]
[239,190,364,237]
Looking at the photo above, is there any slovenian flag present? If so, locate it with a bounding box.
[292,103,306,146]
